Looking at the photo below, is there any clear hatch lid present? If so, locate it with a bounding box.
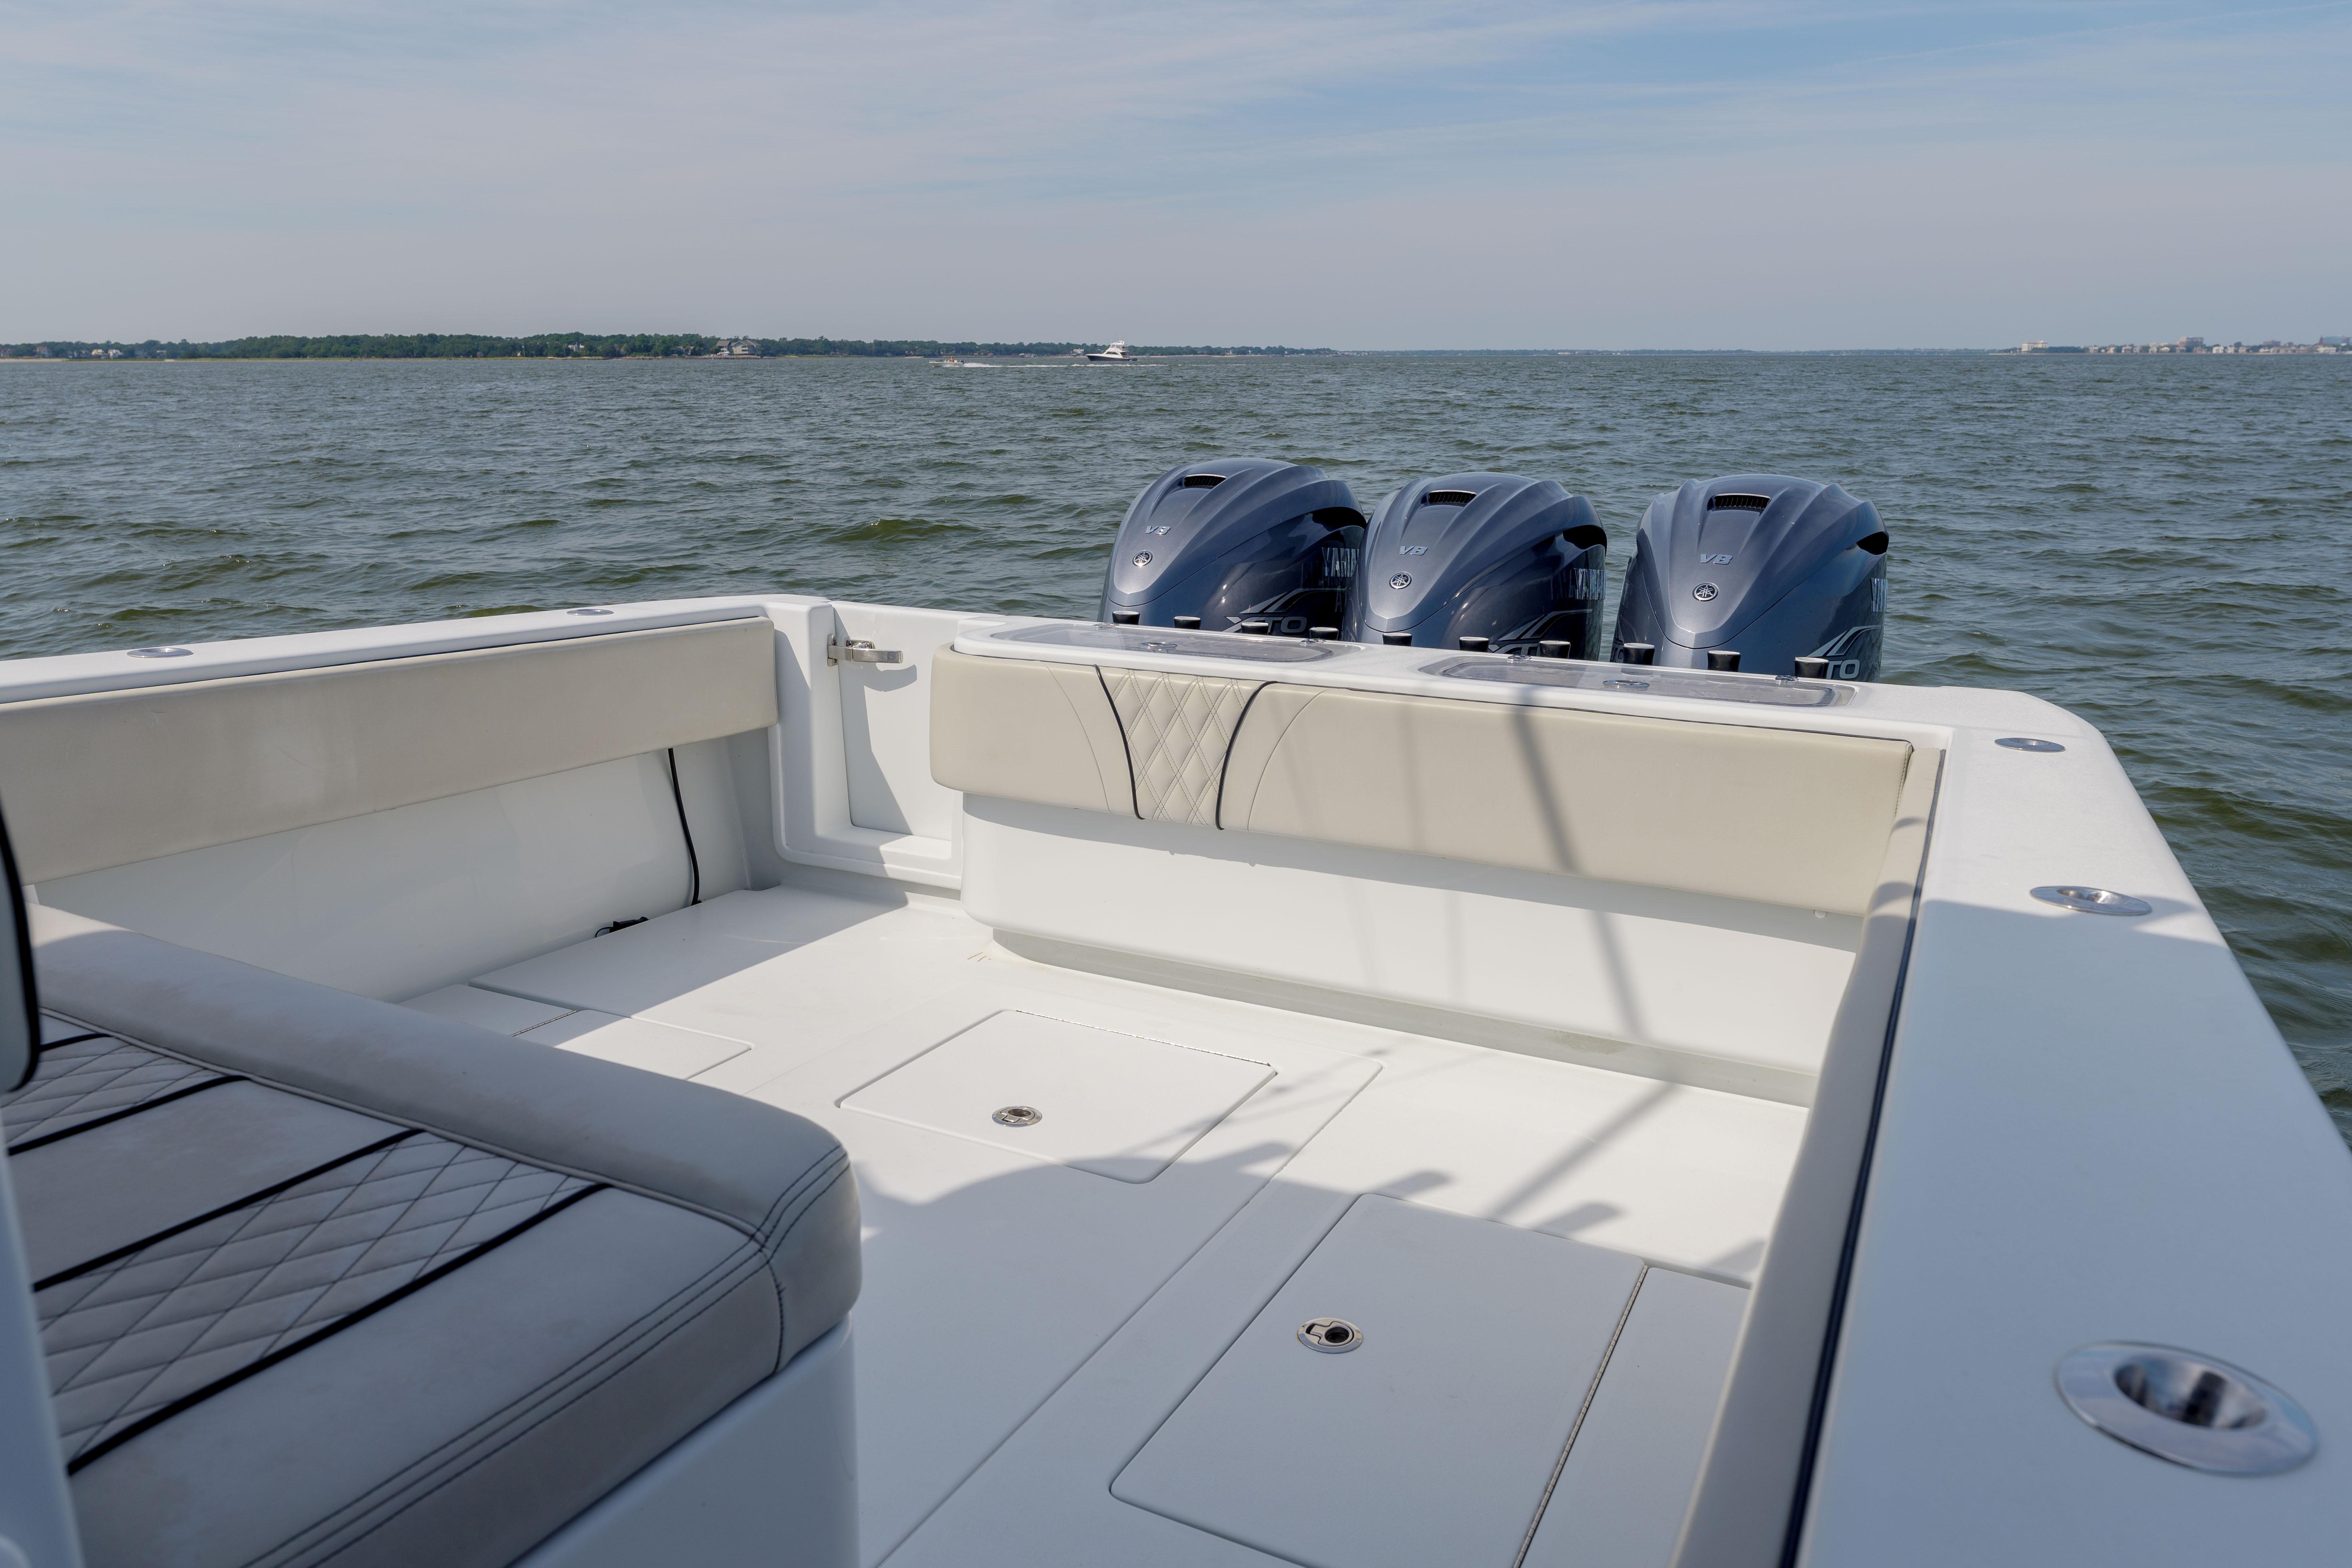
[991,623,1347,663]
[1425,656,1848,707]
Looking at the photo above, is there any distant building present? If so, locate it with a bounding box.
[2021,340,2048,351]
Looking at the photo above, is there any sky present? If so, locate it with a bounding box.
[2,1,2347,348]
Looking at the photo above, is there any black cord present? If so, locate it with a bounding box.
[665,747,701,907]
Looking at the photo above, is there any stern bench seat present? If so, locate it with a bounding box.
[930,649,1913,916]
[928,648,1923,1092]
[10,905,858,1568]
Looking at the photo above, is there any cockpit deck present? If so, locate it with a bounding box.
[405,867,1798,1564]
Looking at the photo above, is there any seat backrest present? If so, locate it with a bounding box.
[0,804,85,1567]
[1220,684,1910,915]
[928,648,1132,815]
[0,620,779,884]
[932,649,1912,915]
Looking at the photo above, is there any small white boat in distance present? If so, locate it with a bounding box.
[1085,341,1136,362]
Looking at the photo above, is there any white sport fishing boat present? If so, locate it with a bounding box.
[1085,341,1135,363]
[0,459,2340,1568]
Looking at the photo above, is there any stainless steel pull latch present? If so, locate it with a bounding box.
[827,635,903,666]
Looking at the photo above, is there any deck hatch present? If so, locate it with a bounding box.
[1113,1194,1646,1567]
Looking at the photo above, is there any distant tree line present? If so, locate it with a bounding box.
[0,334,1334,360]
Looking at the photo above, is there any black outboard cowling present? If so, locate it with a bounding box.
[1344,473,1607,653]
[1611,475,1888,678]
[1099,459,1364,633]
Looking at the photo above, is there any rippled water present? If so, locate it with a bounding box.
[4,355,2348,1135]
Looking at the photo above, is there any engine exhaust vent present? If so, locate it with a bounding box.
[1421,489,1478,507]
[1181,473,1227,488]
[1706,493,1771,512]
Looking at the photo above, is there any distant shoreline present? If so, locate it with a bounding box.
[0,334,1337,363]
[8,343,2342,363]
[4,351,2001,362]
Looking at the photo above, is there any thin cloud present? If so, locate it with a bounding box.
[1,1,2346,343]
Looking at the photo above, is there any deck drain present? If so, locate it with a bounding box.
[992,1105,1043,1128]
[1298,1318,1362,1353]
[2057,1343,2316,1474]
[1996,736,2066,752]
[2032,886,2152,916]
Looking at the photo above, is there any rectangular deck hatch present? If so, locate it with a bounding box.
[1113,1195,1644,1567]
[839,1011,1274,1183]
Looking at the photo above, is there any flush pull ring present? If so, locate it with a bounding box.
[1298,1318,1362,1353]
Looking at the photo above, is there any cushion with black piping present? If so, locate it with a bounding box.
[14,906,859,1568]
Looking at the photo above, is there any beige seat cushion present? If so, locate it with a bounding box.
[0,620,780,884]
[930,649,1135,815]
[934,652,1915,913]
[1219,686,1912,915]
[1097,667,1263,826]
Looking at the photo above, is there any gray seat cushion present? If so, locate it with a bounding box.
[15,907,859,1568]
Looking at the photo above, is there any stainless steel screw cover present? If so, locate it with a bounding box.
[2032,886,2153,916]
[991,1105,1042,1127]
[1298,1318,1362,1353]
[127,646,193,658]
[2057,1343,2316,1474]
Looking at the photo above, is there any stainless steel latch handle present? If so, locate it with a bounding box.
[827,635,903,666]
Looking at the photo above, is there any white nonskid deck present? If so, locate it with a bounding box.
[404,868,1802,1566]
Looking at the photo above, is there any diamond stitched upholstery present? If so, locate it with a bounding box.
[41,1016,102,1047]
[1100,668,1264,825]
[39,1132,594,1468]
[27,905,861,1568]
[4,1030,226,1151]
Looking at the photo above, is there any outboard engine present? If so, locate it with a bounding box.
[1344,473,1608,653]
[1099,458,1364,633]
[1612,476,1888,678]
